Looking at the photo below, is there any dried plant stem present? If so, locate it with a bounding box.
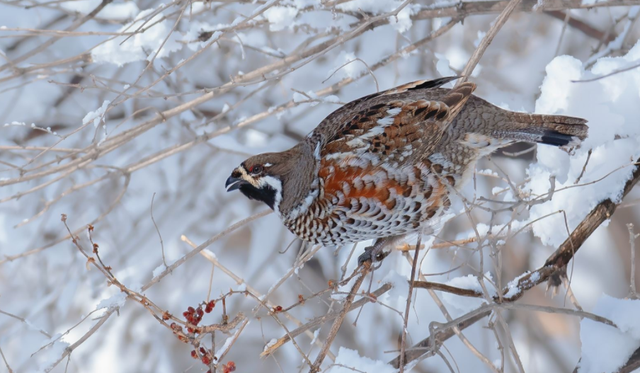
[309,264,370,373]
[458,0,523,85]
[398,234,422,372]
[182,236,336,361]
[392,156,640,367]
[143,210,271,291]
[0,347,13,373]
[628,223,639,298]
[260,283,392,357]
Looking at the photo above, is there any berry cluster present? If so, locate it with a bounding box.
[169,322,187,343]
[180,301,216,334]
[222,361,236,373]
[204,300,215,313]
[190,347,236,373]
[183,306,203,333]
[192,346,214,365]
[175,301,235,372]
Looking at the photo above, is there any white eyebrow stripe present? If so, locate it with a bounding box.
[237,166,259,187]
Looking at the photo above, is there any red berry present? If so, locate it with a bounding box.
[202,356,210,365]
[200,347,206,354]
[191,350,197,359]
[227,361,236,372]
[197,308,204,317]
[187,306,195,314]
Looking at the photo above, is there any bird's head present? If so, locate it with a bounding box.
[226,143,319,217]
[225,152,289,214]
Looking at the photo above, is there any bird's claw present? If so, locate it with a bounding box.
[357,245,390,266]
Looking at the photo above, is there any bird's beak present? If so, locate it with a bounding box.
[225,175,247,192]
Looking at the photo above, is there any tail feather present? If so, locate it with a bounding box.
[492,113,588,151]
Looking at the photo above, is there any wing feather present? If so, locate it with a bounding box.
[308,77,476,167]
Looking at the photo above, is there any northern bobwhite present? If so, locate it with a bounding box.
[226,77,587,262]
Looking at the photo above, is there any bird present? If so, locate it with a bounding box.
[225,76,587,263]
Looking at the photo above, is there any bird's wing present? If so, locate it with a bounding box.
[311,78,476,167]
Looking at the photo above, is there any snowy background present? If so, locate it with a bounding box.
[1,0,640,372]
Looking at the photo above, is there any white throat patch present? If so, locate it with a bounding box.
[258,175,283,216]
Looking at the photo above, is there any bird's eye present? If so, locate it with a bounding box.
[249,165,263,175]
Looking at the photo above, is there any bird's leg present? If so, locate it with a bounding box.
[358,236,401,266]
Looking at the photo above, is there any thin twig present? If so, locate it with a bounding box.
[142,210,271,291]
[0,347,13,373]
[628,223,639,298]
[457,0,524,85]
[309,264,370,373]
[150,192,167,268]
[399,234,422,372]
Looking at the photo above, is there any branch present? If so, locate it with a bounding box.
[392,156,640,369]
[260,283,392,357]
[619,346,640,373]
[545,156,640,270]
[458,0,523,84]
[309,263,371,373]
[411,0,640,22]
[544,10,615,43]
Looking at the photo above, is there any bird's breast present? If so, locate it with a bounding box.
[281,158,455,245]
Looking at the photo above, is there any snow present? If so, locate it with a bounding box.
[92,10,182,66]
[152,263,166,278]
[327,52,366,81]
[96,292,127,312]
[83,100,110,128]
[264,338,278,352]
[435,53,456,78]
[182,22,224,51]
[2,1,639,372]
[389,7,413,33]
[526,44,640,246]
[474,31,487,48]
[380,268,410,303]
[578,294,640,373]
[264,6,299,31]
[442,273,496,313]
[324,95,340,103]
[326,347,395,373]
[35,340,70,373]
[61,0,140,21]
[214,322,249,360]
[310,328,320,346]
[504,271,540,298]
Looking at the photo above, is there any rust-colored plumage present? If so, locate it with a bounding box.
[226,77,587,260]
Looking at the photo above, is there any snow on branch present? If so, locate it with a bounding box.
[1,0,640,372]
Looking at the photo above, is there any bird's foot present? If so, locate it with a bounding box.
[357,244,390,266]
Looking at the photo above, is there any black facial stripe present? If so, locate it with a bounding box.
[238,182,276,210]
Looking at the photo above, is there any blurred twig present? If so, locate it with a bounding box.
[309,263,371,373]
